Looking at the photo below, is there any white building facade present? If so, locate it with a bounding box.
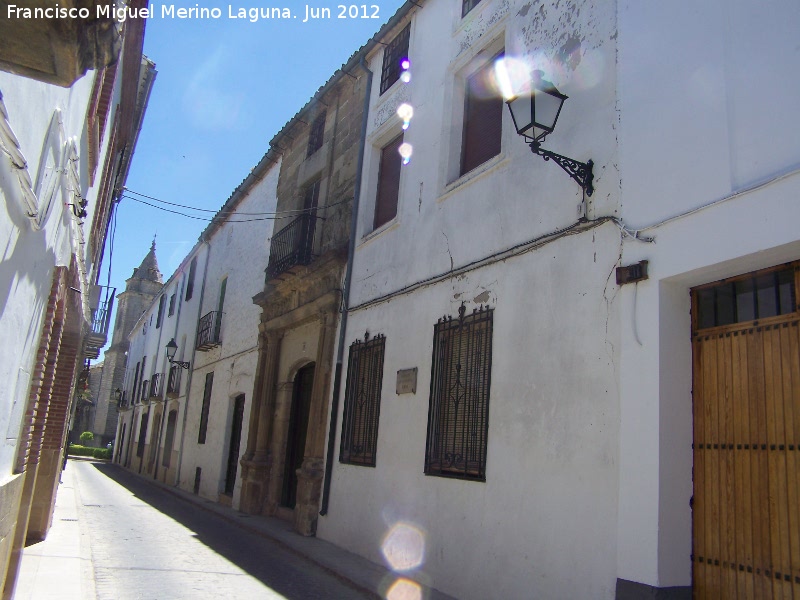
[0,8,152,594]
[115,155,280,508]
[315,1,800,599]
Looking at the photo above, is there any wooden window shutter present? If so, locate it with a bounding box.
[461,55,503,176]
[374,133,404,230]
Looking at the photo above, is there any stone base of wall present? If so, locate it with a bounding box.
[616,579,691,600]
[26,449,61,542]
[0,474,24,595]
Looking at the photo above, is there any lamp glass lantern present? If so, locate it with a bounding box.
[506,70,567,143]
[165,338,178,362]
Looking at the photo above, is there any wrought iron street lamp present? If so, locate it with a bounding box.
[505,70,594,196]
[165,338,190,369]
[113,388,122,406]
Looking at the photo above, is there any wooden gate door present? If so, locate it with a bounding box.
[692,262,800,599]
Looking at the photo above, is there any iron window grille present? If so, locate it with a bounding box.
[462,0,482,17]
[149,373,163,399]
[196,310,223,350]
[340,333,386,466]
[380,23,411,95]
[425,304,493,481]
[694,263,797,331]
[307,111,326,157]
[166,364,182,397]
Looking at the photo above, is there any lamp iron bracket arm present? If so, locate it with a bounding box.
[530,141,594,197]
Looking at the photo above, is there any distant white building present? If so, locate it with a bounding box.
[115,154,280,508]
[314,1,800,599]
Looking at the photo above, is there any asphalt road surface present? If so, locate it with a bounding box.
[68,460,371,600]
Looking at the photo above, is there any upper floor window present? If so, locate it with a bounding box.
[307,112,326,157]
[186,257,197,301]
[462,0,482,17]
[374,133,404,230]
[168,293,176,317]
[155,295,165,329]
[380,23,411,95]
[461,51,504,176]
[340,334,386,466]
[425,304,493,481]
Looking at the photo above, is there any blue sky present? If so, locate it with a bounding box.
[101,0,406,359]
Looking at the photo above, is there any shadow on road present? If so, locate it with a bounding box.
[87,461,368,600]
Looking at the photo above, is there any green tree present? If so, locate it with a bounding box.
[79,431,94,444]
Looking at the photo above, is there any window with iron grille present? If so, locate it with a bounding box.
[461,51,504,176]
[198,372,214,444]
[374,134,404,230]
[694,263,797,331]
[425,304,493,481]
[462,0,482,17]
[307,111,326,157]
[340,334,386,466]
[380,23,411,95]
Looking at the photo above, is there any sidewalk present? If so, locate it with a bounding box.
[15,459,455,600]
[14,460,96,599]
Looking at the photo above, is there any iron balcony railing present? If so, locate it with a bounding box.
[166,364,182,397]
[150,373,163,399]
[83,285,116,359]
[196,310,222,351]
[265,213,316,281]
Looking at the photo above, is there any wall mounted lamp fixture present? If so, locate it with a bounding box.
[165,338,190,370]
[505,70,594,196]
[113,388,122,404]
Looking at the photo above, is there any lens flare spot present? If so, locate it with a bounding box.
[401,58,411,70]
[398,143,413,165]
[401,71,412,83]
[386,578,422,600]
[381,522,425,571]
[494,56,531,100]
[397,103,414,121]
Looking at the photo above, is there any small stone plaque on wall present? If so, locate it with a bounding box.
[396,368,417,395]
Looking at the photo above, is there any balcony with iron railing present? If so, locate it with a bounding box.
[166,365,182,397]
[83,284,116,359]
[196,310,223,351]
[265,213,317,281]
[149,373,163,400]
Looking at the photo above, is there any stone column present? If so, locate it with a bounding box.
[294,307,338,536]
[239,329,282,515]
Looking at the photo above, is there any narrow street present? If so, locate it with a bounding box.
[15,460,373,600]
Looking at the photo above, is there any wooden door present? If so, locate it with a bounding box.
[224,395,245,495]
[281,363,315,509]
[692,262,800,599]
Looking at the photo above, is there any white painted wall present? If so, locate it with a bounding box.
[616,0,800,589]
[0,66,122,482]
[172,159,279,505]
[318,0,622,598]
